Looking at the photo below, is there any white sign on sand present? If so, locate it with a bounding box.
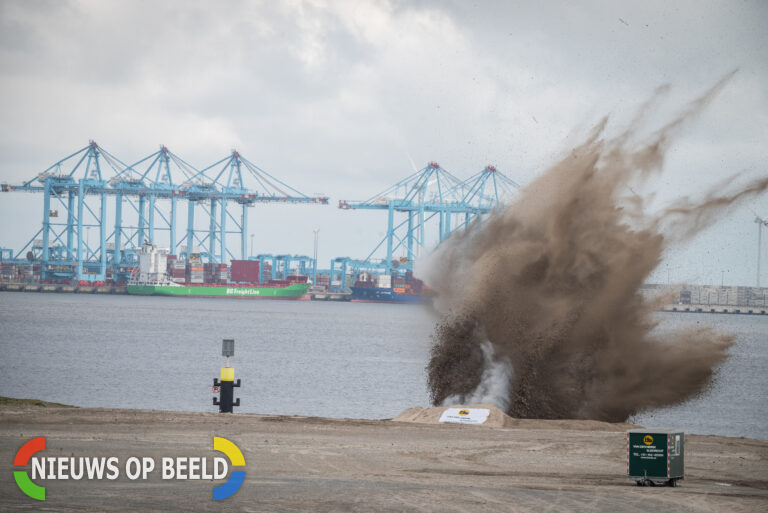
[439,408,490,425]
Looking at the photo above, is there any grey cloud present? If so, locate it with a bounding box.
[0,0,765,284]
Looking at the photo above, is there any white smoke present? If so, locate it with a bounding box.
[441,340,513,411]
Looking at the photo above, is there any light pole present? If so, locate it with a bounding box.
[313,229,319,285]
[755,216,766,288]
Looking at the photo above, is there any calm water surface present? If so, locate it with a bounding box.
[0,292,765,439]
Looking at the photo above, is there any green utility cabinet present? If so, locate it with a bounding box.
[627,429,684,486]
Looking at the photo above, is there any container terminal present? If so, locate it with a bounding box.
[2,142,766,308]
[0,142,525,303]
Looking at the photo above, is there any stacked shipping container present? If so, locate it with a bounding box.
[315,273,330,288]
[0,262,16,281]
[204,263,228,284]
[187,262,204,283]
[169,259,186,283]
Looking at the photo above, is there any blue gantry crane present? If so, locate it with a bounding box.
[338,162,468,273]
[327,256,389,291]
[459,165,520,225]
[337,162,520,276]
[0,141,328,283]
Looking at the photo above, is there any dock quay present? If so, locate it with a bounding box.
[0,282,125,294]
[661,304,767,315]
[310,291,353,301]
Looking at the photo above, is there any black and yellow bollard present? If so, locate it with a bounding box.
[213,339,240,413]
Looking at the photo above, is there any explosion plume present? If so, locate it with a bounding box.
[426,76,767,421]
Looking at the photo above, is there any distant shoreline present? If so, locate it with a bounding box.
[0,396,76,408]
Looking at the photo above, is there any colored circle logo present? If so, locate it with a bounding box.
[643,435,654,445]
[458,409,470,416]
[213,437,246,500]
[14,437,46,501]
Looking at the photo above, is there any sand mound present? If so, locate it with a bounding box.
[393,404,514,428]
[393,404,639,432]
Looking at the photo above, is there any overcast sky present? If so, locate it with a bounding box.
[0,0,766,286]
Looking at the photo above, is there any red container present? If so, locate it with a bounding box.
[230,260,260,283]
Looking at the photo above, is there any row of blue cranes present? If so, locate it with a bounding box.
[0,141,519,284]
[330,162,519,288]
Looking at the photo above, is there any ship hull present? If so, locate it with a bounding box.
[126,283,309,299]
[350,286,425,304]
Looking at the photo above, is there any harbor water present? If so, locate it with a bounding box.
[0,292,765,439]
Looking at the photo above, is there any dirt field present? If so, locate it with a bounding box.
[1,403,766,512]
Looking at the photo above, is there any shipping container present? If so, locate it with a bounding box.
[230,260,260,283]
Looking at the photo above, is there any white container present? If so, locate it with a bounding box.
[375,274,392,288]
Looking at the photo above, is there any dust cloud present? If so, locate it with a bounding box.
[426,76,767,422]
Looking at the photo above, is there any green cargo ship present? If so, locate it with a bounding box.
[126,282,310,299]
[127,242,310,299]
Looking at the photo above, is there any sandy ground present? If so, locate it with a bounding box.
[1,404,766,512]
